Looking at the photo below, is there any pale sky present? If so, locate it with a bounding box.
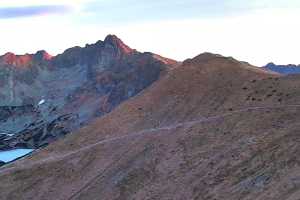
[0,0,300,66]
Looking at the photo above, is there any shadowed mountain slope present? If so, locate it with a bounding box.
[0,35,176,150]
[1,53,300,200]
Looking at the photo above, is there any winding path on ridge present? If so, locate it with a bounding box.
[1,104,300,176]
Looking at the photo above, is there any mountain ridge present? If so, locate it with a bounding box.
[0,34,176,68]
[0,34,177,151]
[264,62,300,74]
[3,51,300,199]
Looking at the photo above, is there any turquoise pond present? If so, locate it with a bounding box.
[0,149,34,163]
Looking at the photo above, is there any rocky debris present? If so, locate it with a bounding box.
[104,34,135,55]
[0,161,5,167]
[0,113,78,150]
[0,105,40,138]
[33,50,53,61]
[0,105,36,121]
[0,50,53,68]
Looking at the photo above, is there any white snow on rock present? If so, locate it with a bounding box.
[0,133,14,137]
[38,99,45,106]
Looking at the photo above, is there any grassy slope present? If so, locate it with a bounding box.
[1,53,300,200]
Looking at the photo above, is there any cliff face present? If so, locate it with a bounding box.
[0,35,176,150]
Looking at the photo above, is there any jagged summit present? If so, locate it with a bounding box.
[0,52,33,67]
[0,50,53,67]
[0,34,175,151]
[104,34,119,41]
[0,35,175,69]
[53,35,138,68]
[85,34,135,55]
[33,50,53,61]
[103,34,134,55]
[0,35,135,68]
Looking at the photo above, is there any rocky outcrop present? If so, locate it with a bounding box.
[0,111,77,150]
[0,35,176,151]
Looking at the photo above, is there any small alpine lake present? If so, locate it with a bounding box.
[0,149,34,163]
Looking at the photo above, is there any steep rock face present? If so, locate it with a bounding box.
[0,35,176,150]
[264,62,300,74]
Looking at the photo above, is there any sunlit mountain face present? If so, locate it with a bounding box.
[2,49,300,200]
[1,1,300,199]
[0,51,52,67]
[0,35,176,151]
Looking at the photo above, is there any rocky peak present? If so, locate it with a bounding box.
[1,35,134,69]
[0,50,52,67]
[0,34,174,151]
[1,52,33,67]
[33,50,53,61]
[52,35,135,67]
[266,62,276,67]
[104,34,134,55]
[2,52,17,63]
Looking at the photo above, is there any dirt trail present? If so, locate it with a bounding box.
[1,104,300,175]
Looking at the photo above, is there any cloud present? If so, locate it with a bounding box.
[83,0,232,22]
[0,5,72,19]
[80,0,300,25]
[79,0,254,25]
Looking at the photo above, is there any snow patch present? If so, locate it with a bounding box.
[0,133,14,137]
[38,99,45,106]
